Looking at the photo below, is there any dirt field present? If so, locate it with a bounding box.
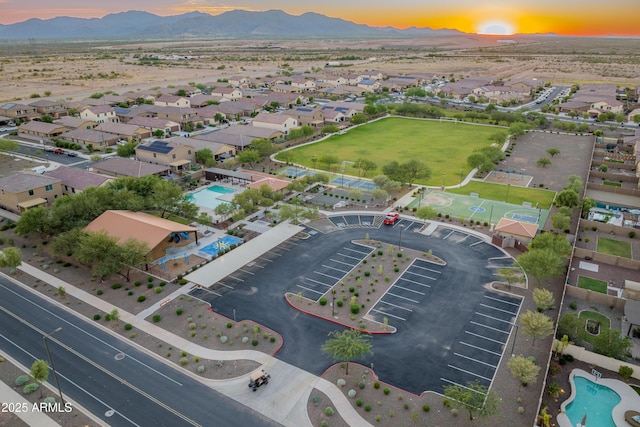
[2,36,639,103]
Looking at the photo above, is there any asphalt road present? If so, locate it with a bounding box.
[0,278,281,427]
[199,220,516,395]
[8,143,91,168]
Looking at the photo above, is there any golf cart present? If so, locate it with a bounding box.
[248,369,270,391]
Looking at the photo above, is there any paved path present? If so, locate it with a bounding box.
[0,369,63,427]
[13,221,372,427]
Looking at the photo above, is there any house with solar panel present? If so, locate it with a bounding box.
[0,102,38,123]
[282,106,324,127]
[135,140,195,173]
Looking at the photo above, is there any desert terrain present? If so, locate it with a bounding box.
[1,35,639,103]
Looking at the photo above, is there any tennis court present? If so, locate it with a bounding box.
[410,189,549,226]
[282,167,314,178]
[331,177,377,191]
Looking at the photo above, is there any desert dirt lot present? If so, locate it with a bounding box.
[2,36,639,103]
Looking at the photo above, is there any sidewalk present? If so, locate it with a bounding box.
[0,373,62,427]
[15,244,373,427]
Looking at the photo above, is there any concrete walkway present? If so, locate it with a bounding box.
[13,224,373,427]
[0,369,62,427]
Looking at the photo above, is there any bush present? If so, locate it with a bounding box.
[630,231,636,238]
[364,271,371,277]
[152,314,161,323]
[147,276,154,283]
[383,387,390,395]
[517,406,525,414]
[423,404,430,412]
[137,295,146,302]
[96,289,104,296]
[128,291,133,296]
[373,381,380,389]
[93,314,101,321]
[324,407,334,416]
[270,336,276,343]
[147,283,153,289]
[179,278,188,285]
[104,314,112,321]
[23,383,39,394]
[364,403,372,412]
[220,336,228,343]
[111,283,122,290]
[319,297,328,306]
[451,408,458,416]
[15,375,30,386]
[348,389,357,398]
[189,323,197,330]
[569,301,577,310]
[226,322,233,328]
[124,323,132,331]
[197,365,205,373]
[336,300,343,307]
[356,399,363,407]
[179,357,188,366]
[252,340,259,346]
[337,378,346,387]
[397,252,403,258]
[358,381,366,389]
[619,365,634,380]
[350,304,360,314]
[155,287,163,294]
[176,307,183,315]
[134,280,141,287]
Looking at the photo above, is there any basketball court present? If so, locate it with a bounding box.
[412,189,549,226]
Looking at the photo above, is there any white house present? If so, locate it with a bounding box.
[251,112,298,135]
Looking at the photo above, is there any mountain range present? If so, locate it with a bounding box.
[0,9,464,40]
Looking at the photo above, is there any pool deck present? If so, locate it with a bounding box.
[558,368,640,427]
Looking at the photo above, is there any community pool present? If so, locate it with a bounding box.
[561,371,621,427]
[199,236,243,257]
[187,185,235,210]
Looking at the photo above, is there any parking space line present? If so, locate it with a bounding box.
[484,295,521,307]
[387,292,419,303]
[447,364,492,382]
[404,271,437,281]
[454,352,497,368]
[479,303,517,316]
[238,268,255,275]
[470,321,509,334]
[372,308,406,321]
[296,285,323,295]
[469,240,484,247]
[380,300,412,312]
[443,230,455,240]
[260,257,274,262]
[460,341,502,356]
[277,246,291,251]
[321,264,349,273]
[441,378,487,395]
[217,282,234,289]
[393,285,425,295]
[329,258,357,267]
[398,277,431,287]
[411,265,442,274]
[314,271,342,280]
[342,247,371,255]
[465,331,506,345]
[228,275,244,282]
[304,277,332,287]
[475,312,514,325]
[336,253,363,261]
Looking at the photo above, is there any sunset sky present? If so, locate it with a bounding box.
[1,0,638,36]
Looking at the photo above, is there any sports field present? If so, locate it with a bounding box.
[275,117,504,186]
[446,180,556,209]
[408,189,550,226]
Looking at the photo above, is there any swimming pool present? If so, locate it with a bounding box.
[187,185,235,210]
[565,376,620,427]
[199,236,243,257]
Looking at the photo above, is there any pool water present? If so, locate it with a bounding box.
[187,186,235,210]
[566,376,620,427]
[199,236,243,257]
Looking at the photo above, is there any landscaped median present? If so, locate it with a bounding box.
[285,238,444,333]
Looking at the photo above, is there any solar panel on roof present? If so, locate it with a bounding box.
[296,108,313,112]
[335,107,348,112]
[138,141,173,154]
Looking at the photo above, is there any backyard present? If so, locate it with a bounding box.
[276,117,503,186]
[597,237,633,259]
[577,276,607,294]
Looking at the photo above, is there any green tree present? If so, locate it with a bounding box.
[30,359,49,398]
[350,114,367,125]
[322,125,340,134]
[507,356,540,388]
[402,159,431,186]
[250,139,275,158]
[529,232,572,257]
[321,155,339,172]
[467,153,493,172]
[348,189,363,201]
[117,238,150,281]
[371,188,389,203]
[149,179,184,218]
[508,122,528,140]
[153,129,165,138]
[16,206,50,237]
[0,247,22,268]
[551,212,570,232]
[405,87,427,98]
[214,202,237,222]
[557,313,580,342]
[555,189,579,208]
[593,330,632,360]
[546,148,560,157]
[321,329,373,375]
[581,198,596,218]
[520,310,554,346]
[517,248,565,288]
[532,288,555,311]
[415,206,437,224]
[488,131,507,145]
[109,308,120,324]
[116,141,137,158]
[41,114,54,123]
[278,199,319,225]
[356,159,377,177]
[236,149,260,166]
[537,158,551,167]
[195,148,213,165]
[443,380,501,421]
[497,266,520,289]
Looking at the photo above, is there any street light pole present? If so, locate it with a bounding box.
[505,183,511,203]
[460,169,463,188]
[441,174,445,190]
[331,289,336,317]
[398,224,405,250]
[43,327,64,405]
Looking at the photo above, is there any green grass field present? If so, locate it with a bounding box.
[577,276,607,294]
[276,117,504,186]
[577,311,611,346]
[446,181,556,210]
[597,237,632,259]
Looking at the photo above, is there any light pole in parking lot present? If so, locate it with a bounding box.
[331,289,336,317]
[398,224,405,251]
[43,327,65,405]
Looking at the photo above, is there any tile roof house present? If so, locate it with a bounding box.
[209,87,243,100]
[94,122,152,142]
[91,157,170,178]
[59,128,120,151]
[282,107,324,127]
[290,76,316,92]
[0,102,38,121]
[55,116,97,130]
[357,78,381,92]
[135,140,195,172]
[189,94,227,108]
[127,116,180,135]
[251,112,298,135]
[167,136,235,161]
[0,172,62,214]
[154,95,191,108]
[271,83,301,94]
[45,166,112,195]
[80,105,119,124]
[494,218,538,244]
[17,121,68,141]
[29,99,68,119]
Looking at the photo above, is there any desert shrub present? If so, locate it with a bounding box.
[137,295,146,302]
[423,404,430,412]
[358,381,366,389]
[336,300,343,307]
[179,279,188,285]
[403,403,410,410]
[337,378,346,387]
[96,290,104,295]
[134,280,141,287]
[147,283,153,289]
[356,399,363,407]
[147,276,154,283]
[189,323,197,330]
[111,283,122,290]
[15,375,30,386]
[128,291,133,296]
[630,231,636,238]
[220,336,228,343]
[104,314,112,321]
[364,270,371,277]
[130,333,136,339]
[319,297,327,306]
[373,381,380,389]
[93,314,101,321]
[270,336,276,343]
[124,323,132,331]
[176,307,183,315]
[569,301,577,310]
[351,304,360,314]
[619,365,634,380]
[348,389,357,398]
[324,407,334,416]
[242,337,249,343]
[252,340,259,346]
[517,406,525,414]
[179,357,188,366]
[226,322,233,328]
[451,408,458,416]
[198,365,205,373]
[23,383,39,394]
[155,287,162,294]
[364,403,372,412]
[43,397,56,405]
[383,387,390,395]
[152,314,161,323]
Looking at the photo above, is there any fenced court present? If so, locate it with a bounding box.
[331,176,376,191]
[484,169,534,188]
[409,189,549,226]
[282,167,314,178]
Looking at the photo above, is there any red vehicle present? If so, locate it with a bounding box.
[383,212,400,225]
[53,148,65,154]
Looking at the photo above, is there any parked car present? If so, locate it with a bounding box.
[66,151,78,157]
[44,146,54,152]
[383,212,400,225]
[53,148,65,154]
